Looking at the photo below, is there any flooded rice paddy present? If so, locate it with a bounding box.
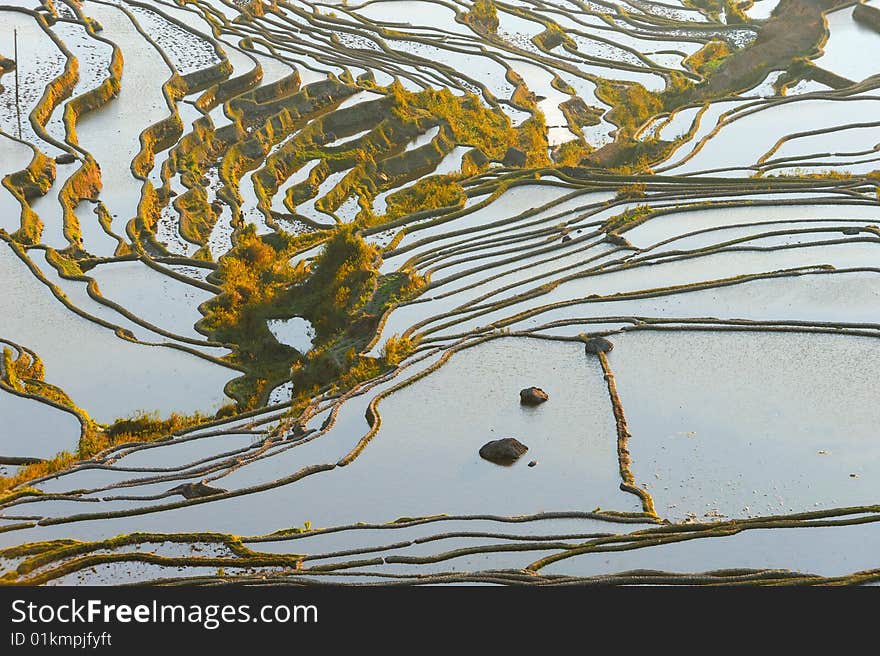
[1,0,879,585]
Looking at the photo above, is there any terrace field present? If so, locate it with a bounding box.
[1,0,880,585]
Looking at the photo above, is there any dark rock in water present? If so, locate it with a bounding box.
[841,227,860,235]
[479,438,528,465]
[55,153,77,165]
[520,386,549,406]
[502,147,527,168]
[584,336,614,354]
[561,234,572,243]
[528,460,538,467]
[169,482,227,499]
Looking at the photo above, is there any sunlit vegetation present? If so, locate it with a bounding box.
[1,348,91,430]
[0,453,76,497]
[684,40,733,76]
[2,345,218,495]
[381,333,415,366]
[193,221,419,408]
[202,226,307,332]
[296,225,380,337]
[81,410,209,456]
[684,0,747,23]
[595,79,668,138]
[0,409,211,498]
[615,183,647,199]
[199,225,309,406]
[2,347,42,385]
[464,0,499,32]
[3,0,877,586]
[390,85,549,166]
[603,204,653,232]
[384,174,466,220]
[3,152,55,245]
[287,230,423,396]
[552,140,594,166]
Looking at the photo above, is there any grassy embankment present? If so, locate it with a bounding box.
[198,84,549,409]
[1,55,550,492]
[0,346,207,498]
[585,0,849,171]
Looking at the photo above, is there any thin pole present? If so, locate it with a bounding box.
[13,28,22,139]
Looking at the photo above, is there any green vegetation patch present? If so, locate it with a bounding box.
[684,40,733,76]
[384,174,466,221]
[463,0,499,32]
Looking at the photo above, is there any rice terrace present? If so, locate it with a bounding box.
[1,0,879,586]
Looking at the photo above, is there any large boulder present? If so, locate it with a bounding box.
[479,438,528,465]
[584,336,614,355]
[519,387,549,406]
